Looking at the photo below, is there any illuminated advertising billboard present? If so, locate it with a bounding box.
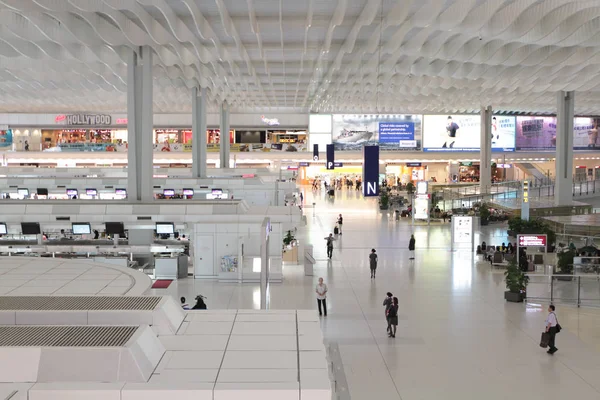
[515,116,556,150]
[332,114,422,151]
[423,115,515,152]
[573,117,600,150]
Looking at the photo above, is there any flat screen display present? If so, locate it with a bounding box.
[37,188,48,196]
[211,189,223,195]
[115,188,127,196]
[105,222,125,235]
[72,223,91,235]
[0,223,7,235]
[183,188,194,196]
[423,115,515,152]
[332,114,422,151]
[156,223,174,234]
[66,189,78,196]
[86,188,97,196]
[163,189,175,196]
[21,222,41,235]
[17,188,29,198]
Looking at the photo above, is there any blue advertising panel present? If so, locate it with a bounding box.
[0,129,13,148]
[326,144,335,170]
[379,122,415,143]
[362,145,379,197]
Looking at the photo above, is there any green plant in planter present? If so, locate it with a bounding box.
[405,182,415,194]
[504,260,529,302]
[556,249,574,275]
[507,217,556,249]
[479,202,491,225]
[379,190,390,209]
[283,230,295,246]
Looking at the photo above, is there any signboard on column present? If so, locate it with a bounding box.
[326,144,335,170]
[362,145,379,197]
[521,180,530,221]
[451,216,474,250]
[313,144,319,161]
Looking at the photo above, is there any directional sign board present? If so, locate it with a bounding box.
[518,234,547,247]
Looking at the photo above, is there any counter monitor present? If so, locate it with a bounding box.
[17,188,29,198]
[115,188,127,196]
[72,223,91,235]
[163,189,175,196]
[156,222,175,235]
[37,188,48,196]
[211,188,223,195]
[66,189,78,196]
[0,223,7,235]
[105,222,125,236]
[86,188,97,196]
[183,188,194,196]
[21,222,41,235]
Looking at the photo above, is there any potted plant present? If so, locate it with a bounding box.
[504,260,529,302]
[405,182,415,195]
[479,202,491,226]
[556,249,574,279]
[283,230,296,247]
[379,190,390,210]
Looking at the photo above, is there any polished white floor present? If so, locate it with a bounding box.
[153,188,600,400]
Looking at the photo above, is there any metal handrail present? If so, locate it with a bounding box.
[526,274,600,308]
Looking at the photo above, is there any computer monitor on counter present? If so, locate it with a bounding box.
[72,223,91,235]
[156,222,175,235]
[21,222,41,235]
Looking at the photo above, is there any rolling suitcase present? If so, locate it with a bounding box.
[334,225,339,235]
[328,189,335,196]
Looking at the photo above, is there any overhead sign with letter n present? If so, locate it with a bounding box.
[326,144,335,170]
[362,145,379,197]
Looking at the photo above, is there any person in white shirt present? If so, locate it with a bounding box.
[315,277,328,316]
[545,305,559,354]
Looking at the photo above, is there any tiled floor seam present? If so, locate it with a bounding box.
[213,309,237,391]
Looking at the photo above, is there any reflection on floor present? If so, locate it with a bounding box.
[152,188,600,400]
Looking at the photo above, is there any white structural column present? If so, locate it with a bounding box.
[126,46,153,202]
[219,102,230,169]
[479,106,493,194]
[191,87,208,178]
[555,91,575,206]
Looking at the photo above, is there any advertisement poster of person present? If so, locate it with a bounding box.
[573,117,600,150]
[0,129,14,150]
[332,114,422,151]
[515,116,557,150]
[422,115,515,152]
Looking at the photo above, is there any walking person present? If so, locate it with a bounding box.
[316,277,328,316]
[337,214,343,235]
[369,249,378,278]
[545,305,560,354]
[387,297,399,338]
[383,292,393,333]
[408,234,416,260]
[325,233,334,259]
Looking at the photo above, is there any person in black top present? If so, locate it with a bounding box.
[442,116,459,149]
[387,297,399,338]
[383,292,393,333]
[369,249,378,278]
[409,234,416,260]
[93,230,99,240]
[325,233,334,259]
[337,214,343,235]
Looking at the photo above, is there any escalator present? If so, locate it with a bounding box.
[514,163,551,186]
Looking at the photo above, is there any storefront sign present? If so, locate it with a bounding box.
[299,162,310,167]
[362,145,379,197]
[406,162,422,167]
[261,115,280,126]
[518,234,547,247]
[326,144,335,170]
[57,114,112,126]
[334,162,343,168]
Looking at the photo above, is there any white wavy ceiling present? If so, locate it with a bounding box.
[0,0,599,114]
